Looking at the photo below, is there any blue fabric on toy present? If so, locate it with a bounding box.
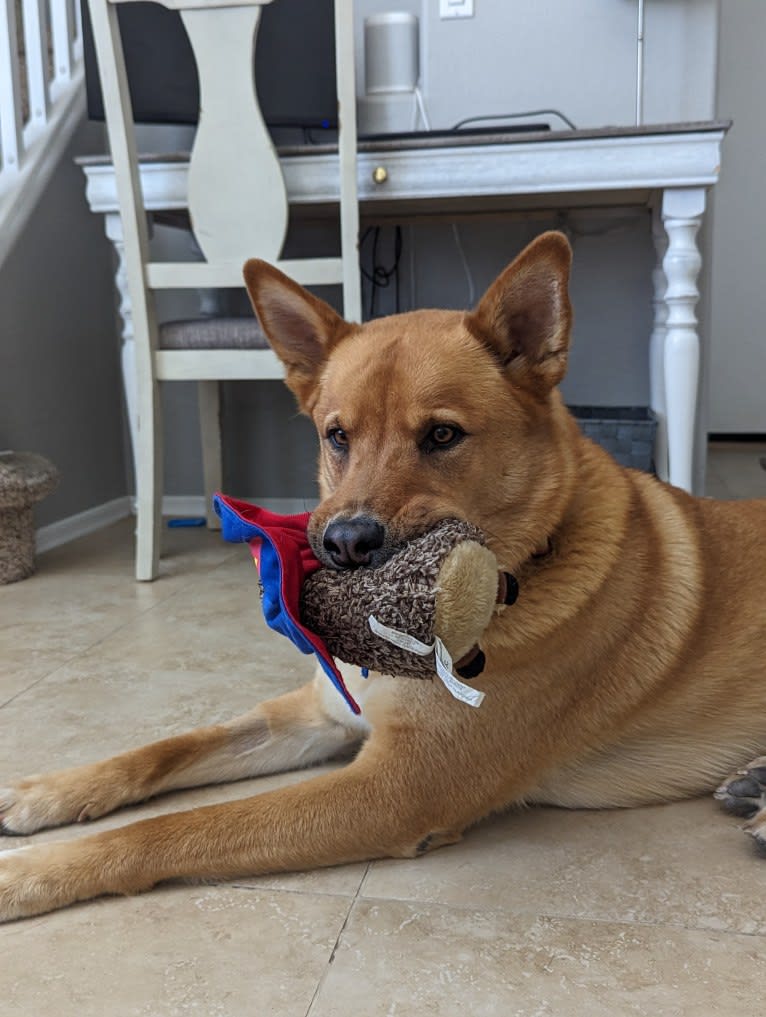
[214,493,361,714]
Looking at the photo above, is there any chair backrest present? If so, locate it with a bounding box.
[86,0,361,318]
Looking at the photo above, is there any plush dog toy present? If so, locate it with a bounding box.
[214,494,517,713]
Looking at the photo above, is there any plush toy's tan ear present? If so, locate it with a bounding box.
[243,260,354,410]
[433,541,499,664]
[464,231,573,396]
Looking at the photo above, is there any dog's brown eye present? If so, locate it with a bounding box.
[327,427,349,451]
[432,425,457,445]
[423,424,465,453]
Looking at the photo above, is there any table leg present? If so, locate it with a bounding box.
[661,187,706,493]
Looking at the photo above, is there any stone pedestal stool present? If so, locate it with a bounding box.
[0,452,60,584]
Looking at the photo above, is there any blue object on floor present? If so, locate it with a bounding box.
[167,517,206,528]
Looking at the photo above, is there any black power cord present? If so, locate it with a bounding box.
[361,226,404,319]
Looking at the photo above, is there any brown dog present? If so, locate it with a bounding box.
[1,231,765,922]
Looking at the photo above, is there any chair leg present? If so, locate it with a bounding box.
[198,380,222,529]
[135,378,163,581]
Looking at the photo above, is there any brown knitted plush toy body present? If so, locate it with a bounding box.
[301,519,516,707]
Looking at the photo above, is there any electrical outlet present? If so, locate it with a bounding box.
[440,0,474,20]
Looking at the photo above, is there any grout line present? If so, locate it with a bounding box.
[358,857,374,897]
[219,877,766,945]
[351,890,766,939]
[226,881,361,903]
[303,863,370,1017]
[0,660,81,710]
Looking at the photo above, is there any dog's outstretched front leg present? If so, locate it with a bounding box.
[0,731,466,922]
[0,679,362,835]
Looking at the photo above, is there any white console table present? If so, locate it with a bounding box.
[79,120,729,493]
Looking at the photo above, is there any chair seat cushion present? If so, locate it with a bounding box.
[159,317,270,350]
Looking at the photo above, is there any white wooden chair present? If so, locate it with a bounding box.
[86,0,361,580]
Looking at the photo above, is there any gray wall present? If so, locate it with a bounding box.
[708,0,766,433]
[0,119,128,526]
[356,209,655,408]
[355,0,718,128]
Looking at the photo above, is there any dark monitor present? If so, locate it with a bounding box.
[82,0,338,130]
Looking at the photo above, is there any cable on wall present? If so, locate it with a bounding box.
[451,109,577,132]
[361,225,404,318]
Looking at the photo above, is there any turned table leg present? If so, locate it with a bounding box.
[661,187,706,493]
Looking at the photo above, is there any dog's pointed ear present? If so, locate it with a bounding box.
[465,231,573,396]
[243,260,354,410]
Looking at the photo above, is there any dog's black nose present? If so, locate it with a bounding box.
[323,517,385,569]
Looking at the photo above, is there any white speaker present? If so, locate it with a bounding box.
[364,12,419,93]
[360,12,420,135]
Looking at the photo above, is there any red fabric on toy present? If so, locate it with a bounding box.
[214,493,361,714]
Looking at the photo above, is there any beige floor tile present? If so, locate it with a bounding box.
[0,524,248,707]
[706,442,766,499]
[88,598,283,675]
[0,528,237,679]
[0,646,73,704]
[0,661,297,773]
[1,884,352,1017]
[1,570,168,660]
[37,515,237,578]
[82,552,294,675]
[309,897,766,1017]
[362,798,766,935]
[0,521,241,695]
[0,564,315,774]
[703,459,731,499]
[704,476,732,500]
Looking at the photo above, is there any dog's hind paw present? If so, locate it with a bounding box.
[744,811,766,856]
[714,756,766,819]
[715,759,766,856]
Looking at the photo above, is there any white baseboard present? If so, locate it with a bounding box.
[36,494,317,552]
[36,496,132,553]
[160,495,208,519]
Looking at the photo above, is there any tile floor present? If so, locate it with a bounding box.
[1,442,765,1017]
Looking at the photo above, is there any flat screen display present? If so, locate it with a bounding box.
[82,0,338,129]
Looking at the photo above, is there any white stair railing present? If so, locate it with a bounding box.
[0,0,85,268]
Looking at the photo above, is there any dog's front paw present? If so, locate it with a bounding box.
[0,776,78,835]
[0,769,110,835]
[714,756,766,818]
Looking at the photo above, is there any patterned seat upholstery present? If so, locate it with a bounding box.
[159,317,270,350]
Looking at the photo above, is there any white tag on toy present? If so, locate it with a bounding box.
[367,616,433,656]
[433,637,485,708]
[368,615,485,708]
